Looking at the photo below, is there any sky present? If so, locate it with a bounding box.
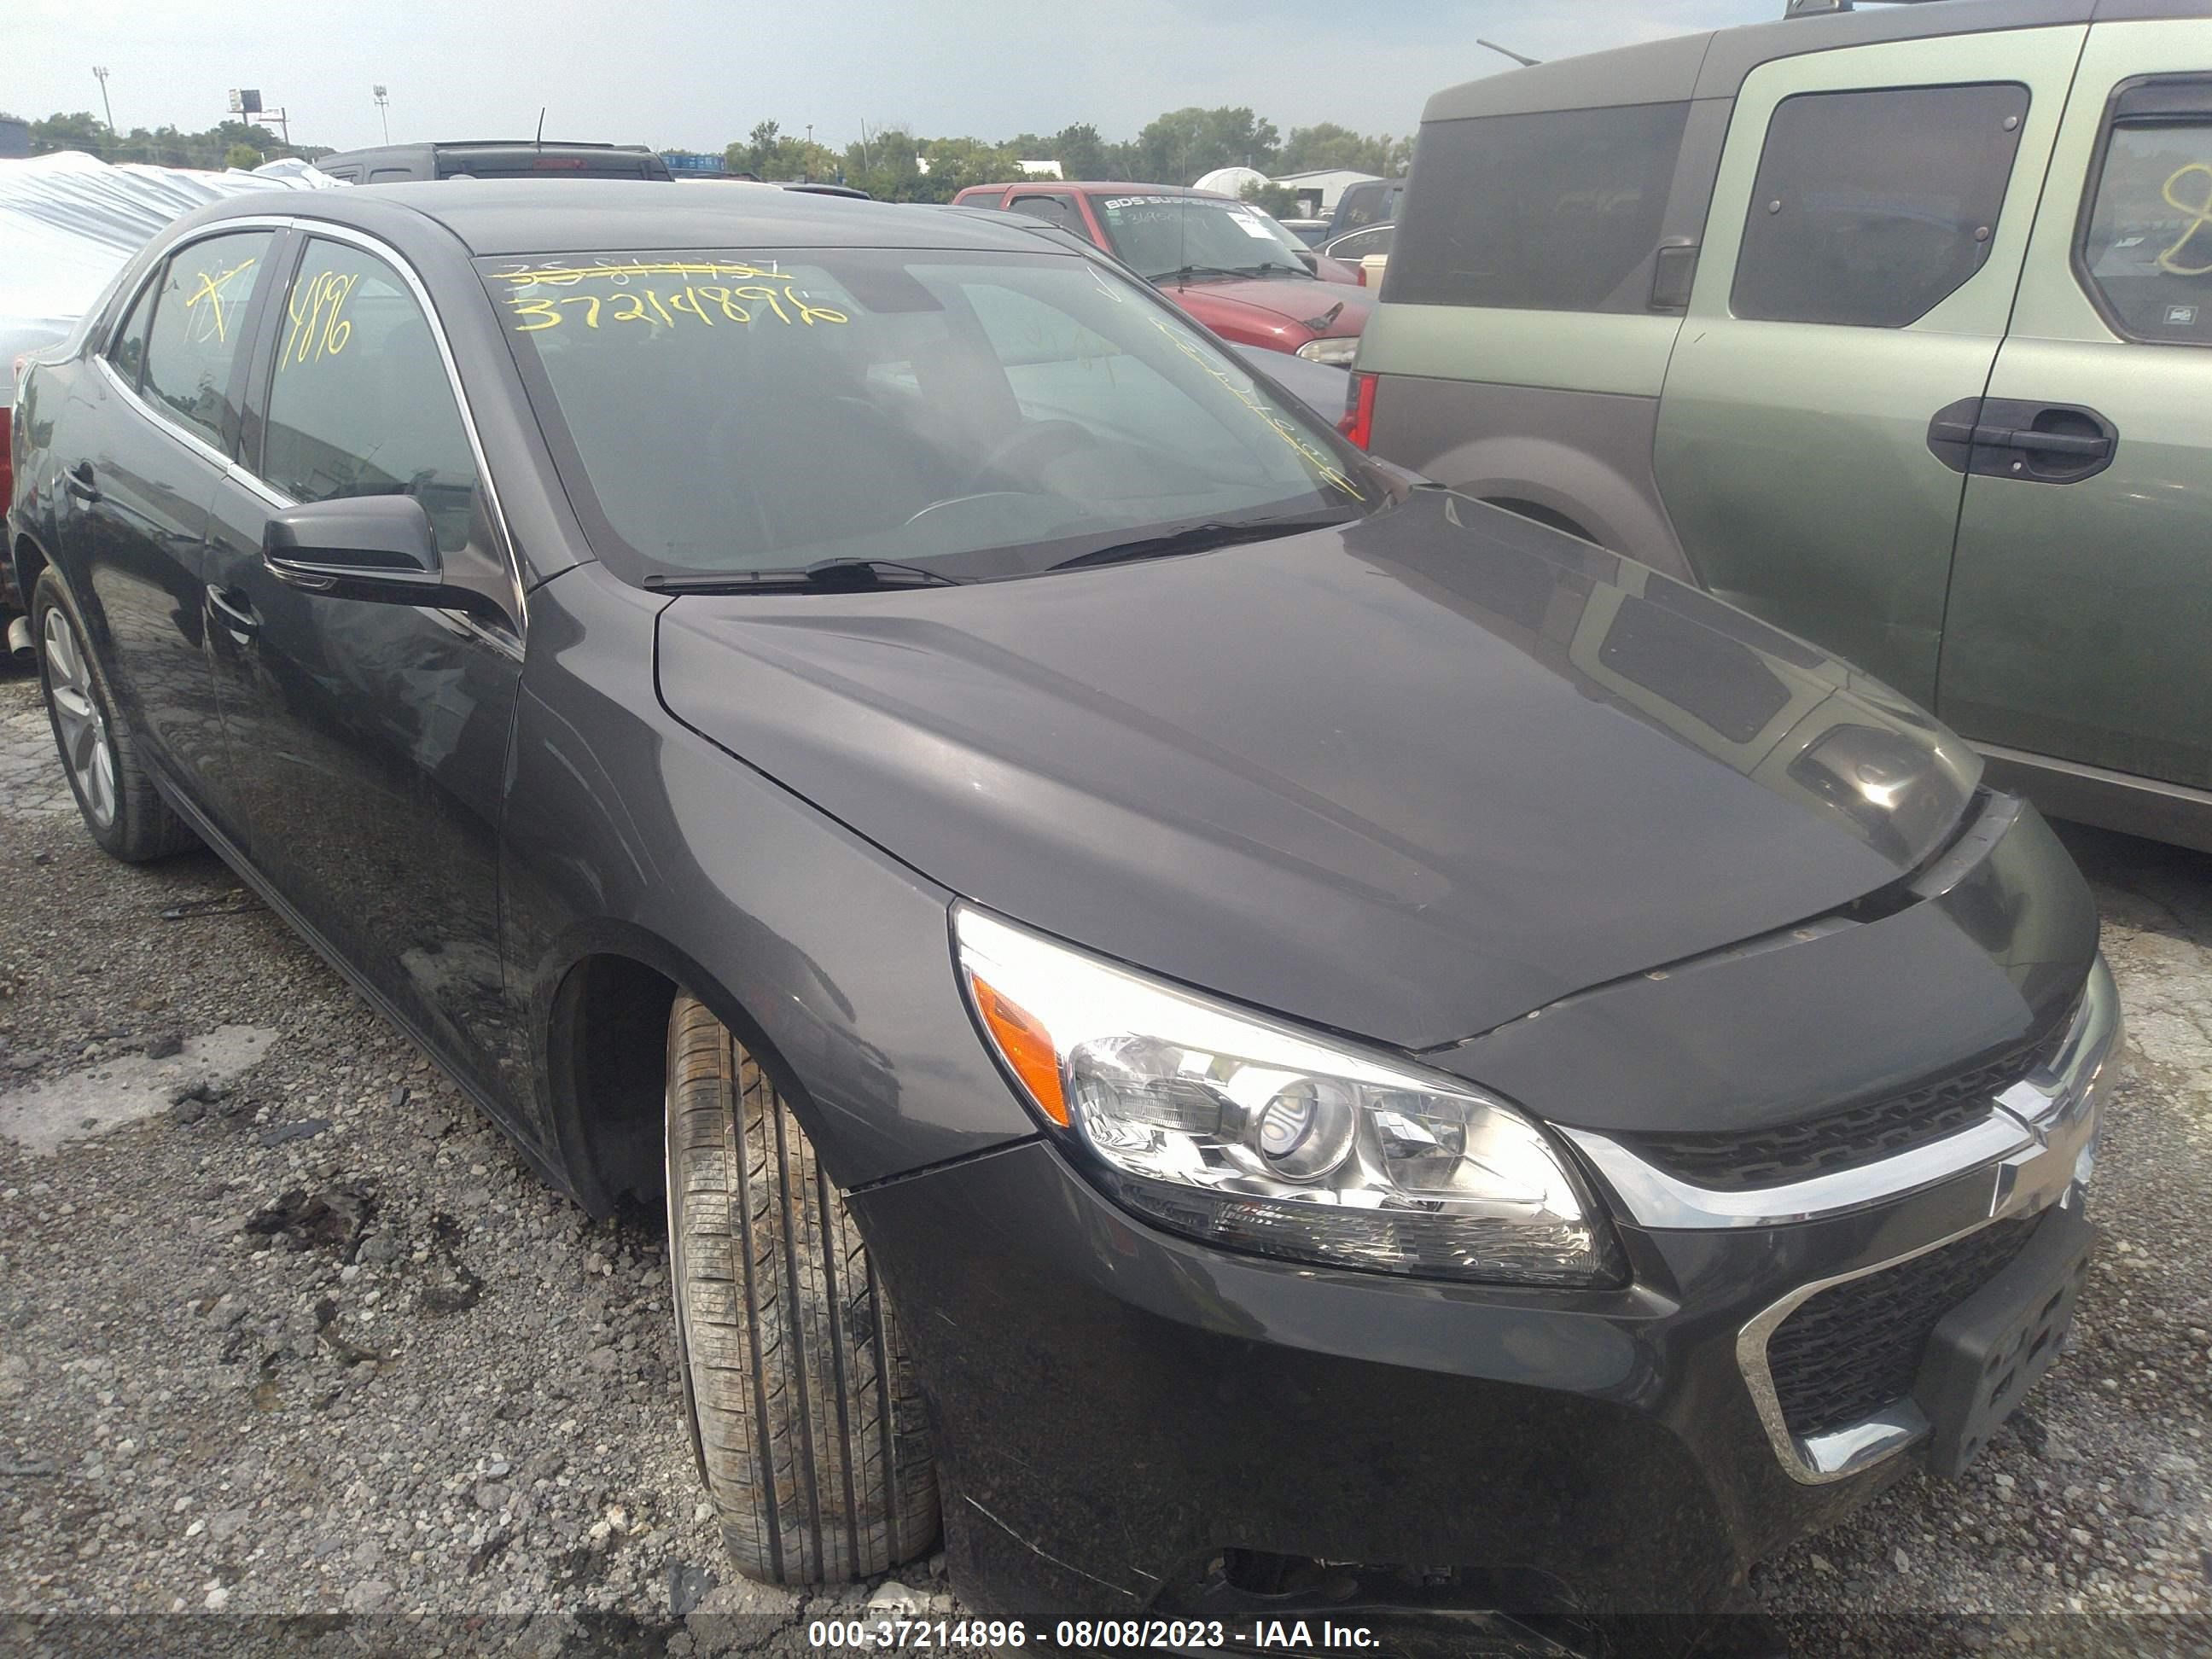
[9,0,1782,156]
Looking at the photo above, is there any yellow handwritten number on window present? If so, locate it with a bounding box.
[2157,161,2212,278]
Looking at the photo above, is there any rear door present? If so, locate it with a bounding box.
[59,229,278,806]
[1655,28,2085,707]
[1936,17,2212,799]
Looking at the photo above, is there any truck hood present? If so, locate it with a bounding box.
[1158,272,1371,342]
[656,491,1982,1052]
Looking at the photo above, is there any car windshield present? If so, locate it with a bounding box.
[1091,195,1313,282]
[484,247,1371,584]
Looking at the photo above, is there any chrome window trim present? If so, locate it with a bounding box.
[261,219,528,637]
[92,353,239,477]
[1732,957,2121,1485]
[1564,955,2122,1231]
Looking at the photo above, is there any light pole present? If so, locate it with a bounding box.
[91,66,114,134]
[372,84,390,143]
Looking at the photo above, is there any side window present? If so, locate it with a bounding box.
[1327,226,1394,263]
[261,239,481,555]
[370,166,415,183]
[1388,102,1692,313]
[2078,78,2212,346]
[1009,194,1082,233]
[1732,83,2029,328]
[138,231,275,451]
[107,271,159,391]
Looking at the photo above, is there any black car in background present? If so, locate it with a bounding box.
[314,139,673,183]
[6,183,2118,1647]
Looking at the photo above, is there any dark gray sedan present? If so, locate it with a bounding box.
[6,183,2119,1647]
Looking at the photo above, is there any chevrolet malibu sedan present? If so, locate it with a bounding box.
[7,183,2119,1646]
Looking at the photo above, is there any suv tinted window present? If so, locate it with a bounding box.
[2080,82,2212,346]
[262,240,482,555]
[139,230,275,451]
[1388,103,1690,313]
[1732,84,2029,328]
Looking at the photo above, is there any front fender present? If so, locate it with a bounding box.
[502,562,1040,1196]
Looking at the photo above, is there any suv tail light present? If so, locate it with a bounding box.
[1338,372,1378,451]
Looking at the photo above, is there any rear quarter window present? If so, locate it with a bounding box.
[1388,102,1691,313]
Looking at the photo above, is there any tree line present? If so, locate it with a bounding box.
[722,109,1410,204]
[16,112,330,171]
[13,104,1410,204]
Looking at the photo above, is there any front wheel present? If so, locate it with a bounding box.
[665,993,940,1583]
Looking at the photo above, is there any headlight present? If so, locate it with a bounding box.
[1295,336,1359,367]
[956,907,1617,1286]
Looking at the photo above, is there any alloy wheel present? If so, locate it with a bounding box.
[44,606,118,829]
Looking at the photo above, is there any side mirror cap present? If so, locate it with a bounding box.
[263,496,447,605]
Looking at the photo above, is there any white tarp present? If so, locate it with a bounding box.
[1,150,341,367]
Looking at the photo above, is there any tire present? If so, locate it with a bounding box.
[665,993,940,1583]
[32,568,197,863]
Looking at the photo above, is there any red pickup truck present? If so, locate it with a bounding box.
[952,183,1370,365]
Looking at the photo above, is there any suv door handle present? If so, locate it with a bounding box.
[1926,399,2118,483]
[63,462,100,504]
[205,585,260,640]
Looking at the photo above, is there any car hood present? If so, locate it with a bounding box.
[1158,272,1371,338]
[656,491,1982,1052]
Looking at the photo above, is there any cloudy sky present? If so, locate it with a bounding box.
[11,0,1781,154]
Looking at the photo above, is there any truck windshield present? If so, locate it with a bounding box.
[483,246,1371,585]
[1090,196,1314,282]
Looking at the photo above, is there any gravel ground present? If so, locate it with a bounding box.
[0,663,2205,1658]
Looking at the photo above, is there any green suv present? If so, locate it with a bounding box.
[1356,0,2212,851]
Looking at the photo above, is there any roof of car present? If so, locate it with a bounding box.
[196,178,1065,257]
[1422,0,2191,122]
[963,182,1233,198]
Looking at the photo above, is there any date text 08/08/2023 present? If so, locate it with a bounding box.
[805,1617,1384,1650]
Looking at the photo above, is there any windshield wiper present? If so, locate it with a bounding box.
[1150,265,1252,284]
[1232,262,1318,280]
[1048,510,1356,573]
[643,558,963,594]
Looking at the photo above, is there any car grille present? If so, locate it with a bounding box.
[1767,1215,2038,1441]
[1626,992,2081,1191]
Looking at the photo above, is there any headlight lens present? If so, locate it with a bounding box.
[1295,336,1359,367]
[957,907,1616,1285]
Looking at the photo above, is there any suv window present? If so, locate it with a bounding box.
[1388,103,1691,313]
[2079,79,2212,346]
[138,231,276,451]
[1732,83,2029,328]
[261,239,482,555]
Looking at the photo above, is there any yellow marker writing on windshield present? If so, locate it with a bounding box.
[2157,161,2212,277]
[493,259,849,335]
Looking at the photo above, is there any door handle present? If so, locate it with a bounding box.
[205,585,259,640]
[1925,399,2117,483]
[62,462,100,504]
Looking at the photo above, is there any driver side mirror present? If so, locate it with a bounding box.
[263,496,454,607]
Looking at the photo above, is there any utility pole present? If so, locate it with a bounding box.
[92,66,114,134]
[373,84,390,143]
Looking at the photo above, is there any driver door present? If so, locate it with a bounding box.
[205,232,530,1115]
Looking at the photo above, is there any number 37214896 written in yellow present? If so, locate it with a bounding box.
[492,261,850,334]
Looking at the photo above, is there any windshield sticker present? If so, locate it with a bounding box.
[1142,314,1362,500]
[489,260,850,334]
[1102,195,1190,211]
[1225,207,1279,242]
[178,257,259,346]
[278,268,364,369]
[2158,161,2212,276]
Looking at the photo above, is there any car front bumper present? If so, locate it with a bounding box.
[850,957,2122,1621]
